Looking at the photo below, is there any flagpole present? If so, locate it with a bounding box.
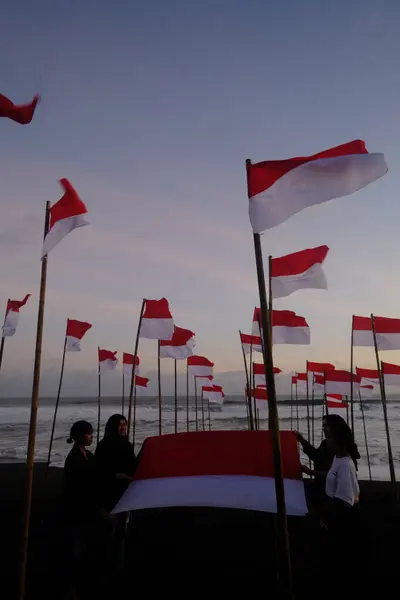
[18,201,50,600]
[122,369,125,415]
[46,334,67,472]
[186,362,189,432]
[268,255,273,332]
[132,381,137,448]
[370,315,396,488]
[97,347,101,446]
[290,380,293,430]
[157,340,162,436]
[0,299,10,372]
[201,387,205,430]
[247,158,293,600]
[194,376,198,432]
[127,299,145,439]
[208,398,211,430]
[239,330,254,430]
[174,359,178,434]
[350,315,355,432]
[358,389,372,482]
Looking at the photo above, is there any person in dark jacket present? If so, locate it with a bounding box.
[95,414,136,512]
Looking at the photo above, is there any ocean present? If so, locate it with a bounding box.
[1,395,399,481]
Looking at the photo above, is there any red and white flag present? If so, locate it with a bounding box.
[0,93,39,125]
[325,370,360,396]
[270,245,329,299]
[187,356,214,378]
[249,386,268,409]
[307,361,335,374]
[353,316,400,350]
[381,362,400,386]
[203,385,225,405]
[291,375,298,385]
[112,430,307,516]
[326,394,348,415]
[272,310,310,345]
[360,384,374,398]
[2,294,30,337]
[140,298,174,340]
[295,372,323,394]
[122,352,140,377]
[65,319,92,352]
[240,332,262,355]
[160,327,195,360]
[135,375,149,388]
[98,349,118,373]
[355,367,379,384]
[42,179,88,257]
[246,140,387,233]
[253,362,282,387]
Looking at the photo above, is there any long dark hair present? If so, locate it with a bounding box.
[67,420,93,444]
[325,414,360,467]
[104,414,128,438]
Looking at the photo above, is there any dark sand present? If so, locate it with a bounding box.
[2,463,400,599]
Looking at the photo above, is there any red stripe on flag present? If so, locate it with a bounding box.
[271,246,329,277]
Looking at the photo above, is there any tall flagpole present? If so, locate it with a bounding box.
[46,334,67,472]
[157,340,162,435]
[0,299,10,372]
[247,159,293,599]
[174,359,178,433]
[18,201,50,600]
[127,299,145,439]
[186,362,190,432]
[97,347,101,445]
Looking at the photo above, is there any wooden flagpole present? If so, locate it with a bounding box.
[186,362,190,432]
[46,334,67,472]
[0,298,10,372]
[174,359,178,433]
[370,314,396,488]
[350,315,355,432]
[122,367,125,414]
[127,299,145,439]
[239,330,254,430]
[194,376,198,432]
[18,201,50,600]
[247,159,293,599]
[157,340,162,435]
[97,347,101,445]
[358,389,372,482]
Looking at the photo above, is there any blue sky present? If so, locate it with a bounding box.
[1,0,400,395]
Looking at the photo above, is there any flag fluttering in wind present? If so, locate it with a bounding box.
[253,362,282,387]
[98,349,118,373]
[307,361,335,374]
[140,298,174,340]
[135,376,149,388]
[246,140,387,233]
[356,367,379,384]
[248,386,268,409]
[202,385,225,405]
[112,430,308,516]
[3,294,31,337]
[353,316,400,350]
[272,310,310,345]
[187,355,214,378]
[42,179,89,257]
[160,326,195,359]
[240,333,262,355]
[325,370,360,396]
[0,93,39,124]
[122,352,140,377]
[360,384,374,398]
[65,319,92,351]
[380,362,400,386]
[326,394,348,415]
[270,245,329,299]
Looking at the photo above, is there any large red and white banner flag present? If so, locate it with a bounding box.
[270,245,329,299]
[252,308,310,345]
[187,356,214,378]
[381,362,400,386]
[202,385,225,405]
[3,294,31,337]
[122,352,140,377]
[65,319,92,351]
[252,362,282,387]
[353,316,400,350]
[140,298,174,340]
[98,349,118,373]
[112,430,307,516]
[246,140,387,233]
[42,179,88,257]
[160,327,195,360]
